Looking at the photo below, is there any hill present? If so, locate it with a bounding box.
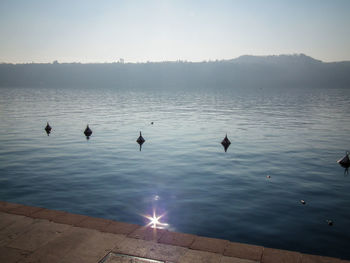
[0,54,349,90]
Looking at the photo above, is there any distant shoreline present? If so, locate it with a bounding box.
[1,54,349,90]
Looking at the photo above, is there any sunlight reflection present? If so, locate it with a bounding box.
[143,209,169,229]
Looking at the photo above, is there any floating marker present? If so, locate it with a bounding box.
[337,152,350,168]
[136,131,145,151]
[45,122,52,135]
[300,200,306,205]
[326,220,333,226]
[84,125,92,139]
[221,134,231,152]
[266,175,271,179]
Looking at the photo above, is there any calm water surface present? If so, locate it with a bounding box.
[1,86,350,259]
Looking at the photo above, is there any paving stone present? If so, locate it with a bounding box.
[262,248,302,263]
[224,242,263,262]
[0,212,21,230]
[114,237,153,258]
[31,208,68,221]
[20,227,90,263]
[301,254,343,263]
[178,249,222,263]
[0,246,31,263]
[59,228,125,263]
[50,212,90,225]
[220,256,259,263]
[0,215,36,246]
[8,204,44,217]
[158,230,196,248]
[22,227,124,263]
[75,216,113,231]
[147,241,188,262]
[104,221,140,235]
[128,226,167,241]
[0,201,22,212]
[190,236,229,254]
[7,220,71,251]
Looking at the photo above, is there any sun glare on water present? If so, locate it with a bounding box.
[144,209,169,229]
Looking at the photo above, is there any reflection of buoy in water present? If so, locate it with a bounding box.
[337,152,350,168]
[45,122,52,135]
[136,131,145,151]
[84,125,92,139]
[221,134,231,152]
[326,220,333,226]
[300,200,306,205]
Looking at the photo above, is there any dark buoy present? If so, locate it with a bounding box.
[151,122,154,125]
[337,152,350,168]
[337,152,349,174]
[326,220,333,226]
[84,125,92,139]
[300,200,306,205]
[136,131,145,151]
[45,122,52,135]
[221,134,231,152]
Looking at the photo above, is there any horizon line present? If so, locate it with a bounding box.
[1,53,350,65]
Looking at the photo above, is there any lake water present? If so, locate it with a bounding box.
[0,86,350,259]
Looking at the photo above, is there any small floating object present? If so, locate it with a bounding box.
[151,122,154,125]
[326,219,333,226]
[44,122,52,135]
[84,125,92,139]
[266,175,271,179]
[221,134,231,152]
[337,152,350,168]
[137,131,145,144]
[136,131,145,151]
[300,200,306,205]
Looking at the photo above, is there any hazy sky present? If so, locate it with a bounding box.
[0,0,349,63]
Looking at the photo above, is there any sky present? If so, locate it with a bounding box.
[0,0,349,63]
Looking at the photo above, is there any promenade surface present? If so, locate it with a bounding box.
[0,201,348,263]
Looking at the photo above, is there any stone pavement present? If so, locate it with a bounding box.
[0,201,348,263]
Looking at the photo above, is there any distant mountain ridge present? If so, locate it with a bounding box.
[0,54,349,90]
[229,54,323,64]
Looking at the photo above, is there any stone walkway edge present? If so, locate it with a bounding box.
[0,200,348,263]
